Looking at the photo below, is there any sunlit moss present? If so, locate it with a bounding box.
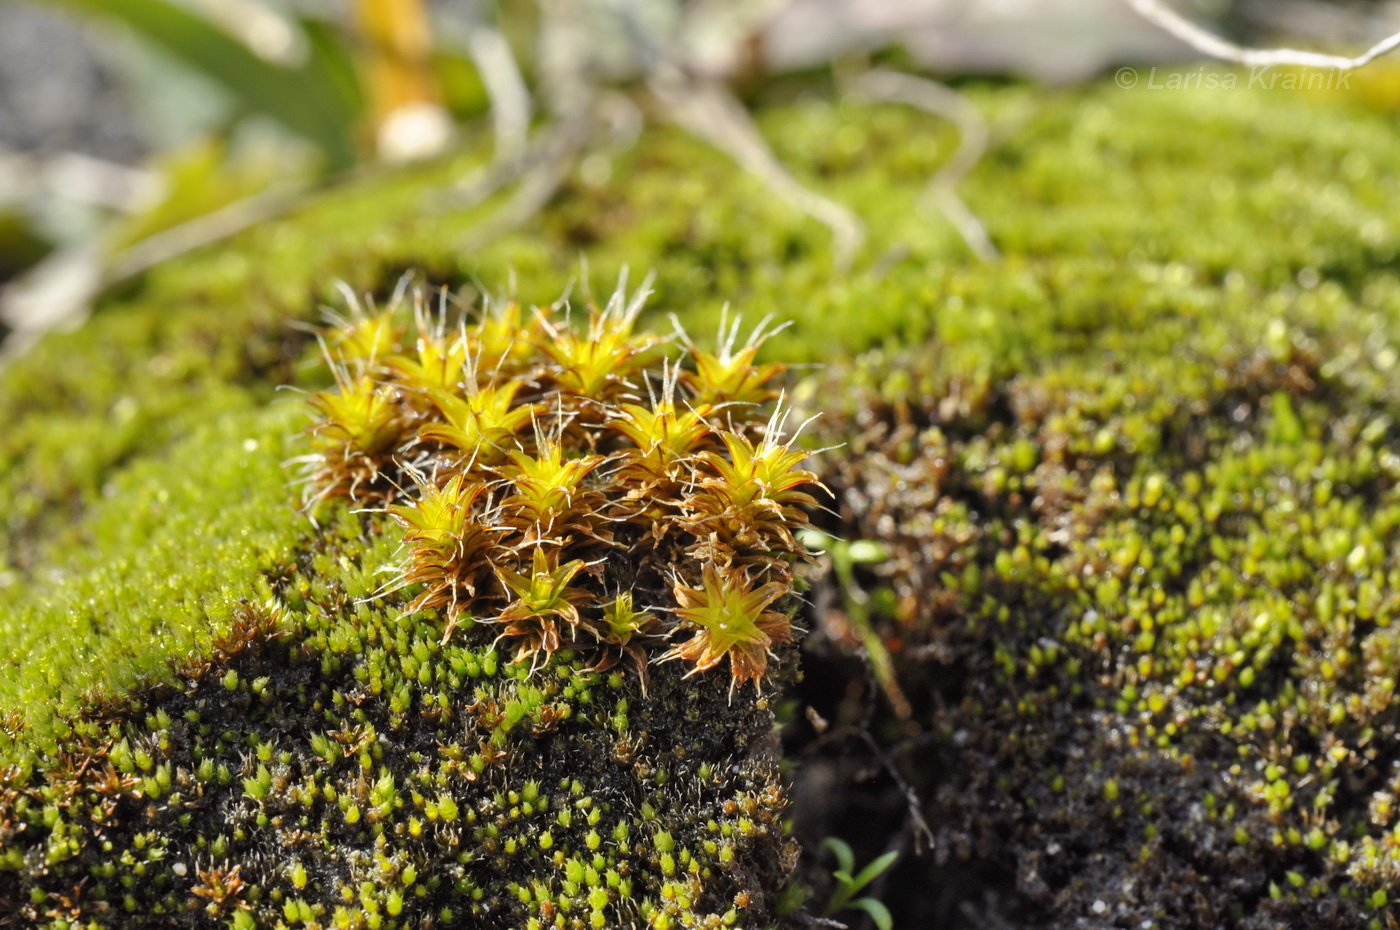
[0,276,818,926]
[5,68,1400,927]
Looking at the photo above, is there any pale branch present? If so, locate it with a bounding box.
[845,69,999,263]
[455,116,595,255]
[107,189,299,285]
[463,22,532,162]
[649,68,866,270]
[0,188,301,374]
[808,726,936,855]
[1126,0,1400,70]
[0,151,161,213]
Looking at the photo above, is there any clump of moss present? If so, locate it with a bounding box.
[796,304,1400,928]
[0,283,816,929]
[302,279,819,693]
[0,401,309,761]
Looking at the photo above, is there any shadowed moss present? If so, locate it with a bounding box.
[798,284,1400,927]
[0,525,794,928]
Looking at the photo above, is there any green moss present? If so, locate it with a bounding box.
[803,258,1400,925]
[6,67,1400,926]
[0,400,306,762]
[8,73,1400,569]
[1,283,811,924]
[1,520,793,927]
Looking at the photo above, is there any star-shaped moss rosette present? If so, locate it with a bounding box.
[386,471,505,639]
[595,591,664,689]
[303,277,822,693]
[491,547,594,669]
[664,564,793,697]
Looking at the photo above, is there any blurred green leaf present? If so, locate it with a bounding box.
[298,13,365,119]
[434,49,491,121]
[848,897,894,930]
[34,0,362,168]
[0,213,53,283]
[850,850,899,896]
[821,836,856,876]
[108,134,310,251]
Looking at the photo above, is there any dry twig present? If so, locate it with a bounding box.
[845,69,999,262]
[649,68,866,270]
[1126,0,1400,70]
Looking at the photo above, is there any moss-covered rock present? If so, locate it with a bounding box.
[0,284,813,928]
[798,312,1400,927]
[786,80,1400,928]
[6,66,1400,927]
[1,543,794,928]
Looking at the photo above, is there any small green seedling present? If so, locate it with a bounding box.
[800,530,909,719]
[821,836,898,930]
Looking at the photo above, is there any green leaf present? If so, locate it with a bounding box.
[36,0,361,168]
[845,539,890,564]
[848,897,893,930]
[298,14,365,116]
[821,836,855,875]
[849,850,899,895]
